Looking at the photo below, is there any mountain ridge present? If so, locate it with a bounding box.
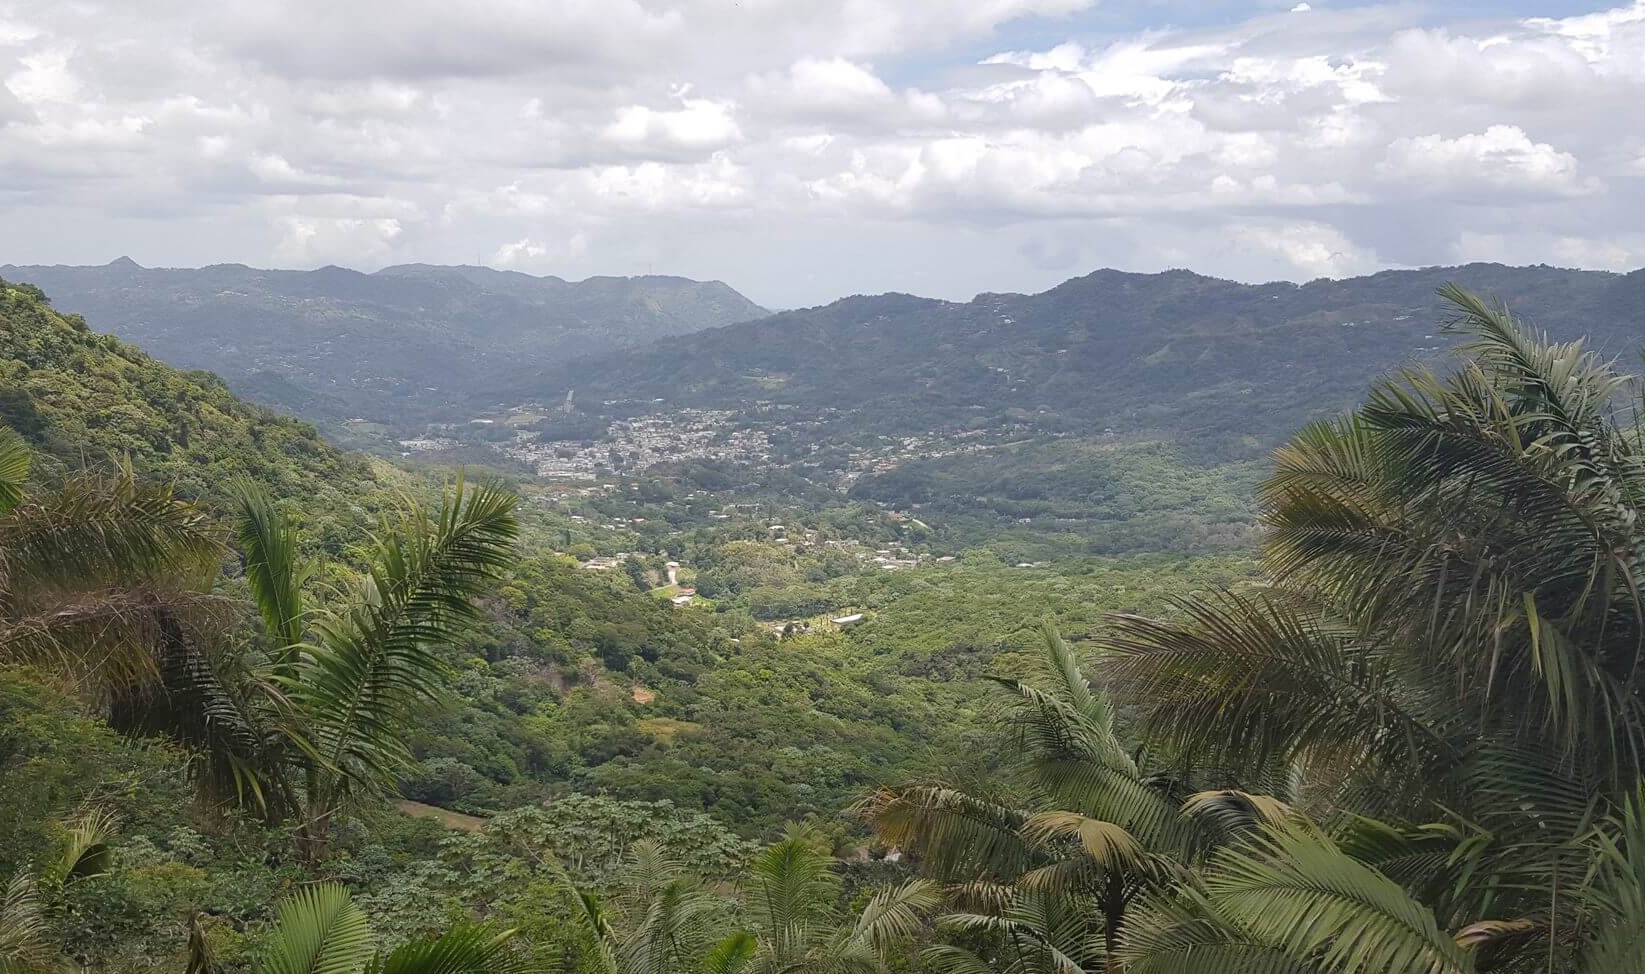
[0,258,769,433]
[509,261,1640,447]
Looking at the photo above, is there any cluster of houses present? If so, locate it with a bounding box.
[504,408,772,481]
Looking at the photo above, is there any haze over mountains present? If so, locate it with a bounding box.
[9,258,1645,460]
[516,262,1645,445]
[1,258,767,429]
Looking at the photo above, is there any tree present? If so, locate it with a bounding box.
[255,883,524,974]
[0,807,120,974]
[1097,287,1645,972]
[740,824,939,974]
[562,841,740,974]
[862,626,1278,974]
[563,824,937,974]
[218,475,520,850]
[0,428,520,853]
[0,426,225,701]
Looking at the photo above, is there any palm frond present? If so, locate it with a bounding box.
[364,925,523,974]
[41,806,118,888]
[1021,811,1145,871]
[857,783,1031,882]
[744,824,838,957]
[1118,887,1314,974]
[1204,825,1475,974]
[230,481,310,667]
[0,871,54,974]
[844,879,940,957]
[1583,786,1645,974]
[0,427,28,517]
[260,883,375,974]
[700,932,754,974]
[294,478,516,807]
[0,468,221,598]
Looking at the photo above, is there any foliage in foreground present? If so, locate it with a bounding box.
[872,287,1645,973]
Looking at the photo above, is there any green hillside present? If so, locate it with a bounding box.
[524,263,1640,445]
[0,276,376,502]
[1,259,769,431]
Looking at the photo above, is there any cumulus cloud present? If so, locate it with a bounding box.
[602,95,742,155]
[1381,125,1591,197]
[0,0,1642,305]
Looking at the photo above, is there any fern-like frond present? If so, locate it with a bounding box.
[260,883,374,974]
[1204,826,1475,974]
[293,478,516,809]
[0,871,54,974]
[364,925,522,974]
[0,427,28,517]
[230,481,310,667]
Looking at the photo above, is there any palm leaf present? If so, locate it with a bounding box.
[1204,825,1475,974]
[0,871,54,974]
[364,925,522,974]
[230,481,310,667]
[701,933,754,974]
[293,478,516,807]
[0,427,28,517]
[261,883,374,974]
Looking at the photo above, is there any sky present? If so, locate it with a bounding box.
[1,0,1642,309]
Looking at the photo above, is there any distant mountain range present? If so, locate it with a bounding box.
[6,258,1643,465]
[520,262,1645,449]
[0,275,374,504]
[1,258,768,430]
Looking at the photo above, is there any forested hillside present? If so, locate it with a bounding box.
[6,265,1645,973]
[1,258,767,432]
[0,276,375,502]
[528,263,1639,443]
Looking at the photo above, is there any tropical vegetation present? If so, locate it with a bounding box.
[6,270,1645,974]
[868,287,1645,971]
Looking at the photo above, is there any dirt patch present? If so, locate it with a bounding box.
[397,800,487,833]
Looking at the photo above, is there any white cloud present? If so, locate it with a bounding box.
[274,215,403,264]
[602,96,742,154]
[1381,125,1590,196]
[1232,221,1380,279]
[0,0,1642,307]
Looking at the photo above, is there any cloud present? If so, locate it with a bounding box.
[602,96,742,155]
[0,0,1642,305]
[1381,125,1591,197]
[274,215,403,264]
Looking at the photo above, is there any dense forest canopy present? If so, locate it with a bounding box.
[3,269,1645,973]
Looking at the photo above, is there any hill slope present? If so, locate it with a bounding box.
[0,276,374,502]
[1,258,767,431]
[529,263,1641,446]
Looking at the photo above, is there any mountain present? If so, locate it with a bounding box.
[522,262,1642,448]
[0,274,375,503]
[0,258,767,432]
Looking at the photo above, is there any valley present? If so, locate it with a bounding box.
[3,259,1642,973]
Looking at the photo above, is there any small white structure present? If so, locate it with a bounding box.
[832,613,864,626]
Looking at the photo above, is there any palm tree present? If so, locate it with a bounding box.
[0,807,121,974]
[255,883,524,974]
[1095,286,1645,971]
[566,825,937,974]
[862,627,1279,974]
[563,841,745,974]
[197,475,520,850]
[1,427,519,850]
[0,426,226,700]
[740,824,940,974]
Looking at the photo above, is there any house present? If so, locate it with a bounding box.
[671,594,695,606]
[831,613,864,626]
